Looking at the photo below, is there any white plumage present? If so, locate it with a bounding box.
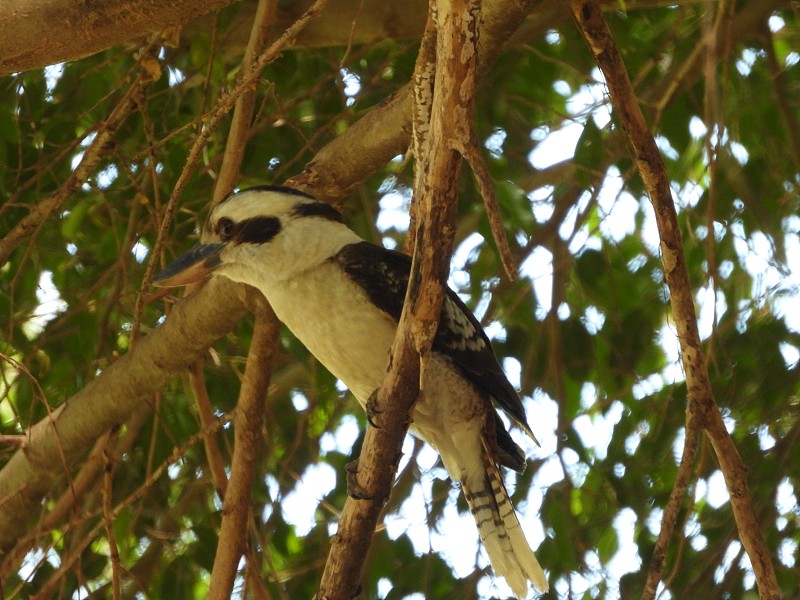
[154,186,548,597]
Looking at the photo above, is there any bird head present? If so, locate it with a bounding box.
[152,185,360,289]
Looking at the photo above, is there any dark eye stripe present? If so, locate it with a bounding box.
[291,201,343,223]
[234,216,282,244]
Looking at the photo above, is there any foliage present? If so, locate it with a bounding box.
[1,1,799,598]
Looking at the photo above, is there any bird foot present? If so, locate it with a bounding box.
[366,391,383,429]
[345,459,373,500]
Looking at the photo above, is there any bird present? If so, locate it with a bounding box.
[153,185,548,597]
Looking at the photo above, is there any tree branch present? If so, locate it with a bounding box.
[0,0,539,564]
[0,278,248,555]
[0,0,239,76]
[315,0,478,596]
[211,0,280,206]
[208,297,280,600]
[568,2,780,598]
[287,0,539,202]
[643,412,701,599]
[190,362,229,498]
[0,43,161,267]
[27,413,232,600]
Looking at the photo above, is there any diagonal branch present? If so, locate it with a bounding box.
[208,297,280,600]
[643,410,701,599]
[315,0,479,597]
[0,43,162,267]
[567,2,779,598]
[0,0,240,76]
[0,278,248,555]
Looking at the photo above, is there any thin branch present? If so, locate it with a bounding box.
[287,0,537,203]
[0,0,539,561]
[315,0,478,597]
[568,2,779,598]
[0,43,162,267]
[177,0,282,518]
[0,406,150,580]
[211,0,280,206]
[763,23,800,168]
[134,0,327,339]
[461,140,519,280]
[245,542,275,600]
[28,414,232,600]
[643,413,700,600]
[208,297,280,600]
[190,362,229,499]
[102,440,122,600]
[0,277,247,554]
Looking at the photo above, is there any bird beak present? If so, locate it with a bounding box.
[151,243,226,287]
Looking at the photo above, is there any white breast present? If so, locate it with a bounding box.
[246,259,488,472]
[260,261,398,405]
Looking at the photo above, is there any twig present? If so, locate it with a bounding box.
[0,43,162,267]
[0,0,538,563]
[134,0,328,339]
[460,140,519,280]
[211,0,279,206]
[102,439,122,600]
[29,414,232,600]
[208,298,280,600]
[568,2,780,598]
[763,23,800,168]
[0,406,151,581]
[190,362,229,499]
[643,413,700,599]
[315,0,478,597]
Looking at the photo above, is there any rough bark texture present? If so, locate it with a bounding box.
[314,0,477,595]
[208,299,279,600]
[0,278,248,553]
[568,2,780,599]
[0,0,240,75]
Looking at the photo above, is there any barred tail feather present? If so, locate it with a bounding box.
[459,439,548,597]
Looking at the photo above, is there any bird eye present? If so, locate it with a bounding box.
[217,217,235,241]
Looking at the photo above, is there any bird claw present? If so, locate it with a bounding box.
[366,391,383,429]
[345,459,373,500]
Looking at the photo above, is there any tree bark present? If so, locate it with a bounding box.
[568,1,780,598]
[0,278,248,554]
[315,0,478,594]
[0,0,239,75]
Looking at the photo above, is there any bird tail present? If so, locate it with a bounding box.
[459,438,548,597]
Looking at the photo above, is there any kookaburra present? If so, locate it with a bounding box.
[154,185,548,597]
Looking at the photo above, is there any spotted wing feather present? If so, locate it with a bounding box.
[333,241,533,467]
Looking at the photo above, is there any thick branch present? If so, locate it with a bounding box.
[0,0,238,76]
[0,278,247,554]
[315,0,477,597]
[568,2,779,598]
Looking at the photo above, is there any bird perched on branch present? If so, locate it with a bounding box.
[154,185,548,597]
